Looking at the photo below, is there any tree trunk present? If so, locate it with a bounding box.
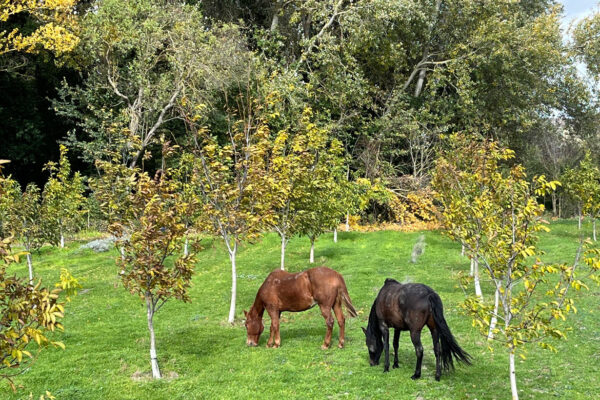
[60,232,65,248]
[228,242,238,324]
[120,245,125,261]
[473,257,483,299]
[280,233,287,270]
[488,285,500,340]
[183,237,189,257]
[593,219,597,242]
[578,207,582,230]
[414,68,427,97]
[333,228,338,243]
[345,213,350,231]
[509,345,519,400]
[26,252,34,285]
[469,257,474,276]
[461,243,465,257]
[551,192,557,217]
[270,1,281,32]
[146,295,161,379]
[309,236,315,263]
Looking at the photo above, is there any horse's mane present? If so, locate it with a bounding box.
[366,299,381,337]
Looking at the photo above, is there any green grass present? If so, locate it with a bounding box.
[4,220,599,399]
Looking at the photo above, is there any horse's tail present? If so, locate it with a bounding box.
[428,291,472,371]
[339,284,358,318]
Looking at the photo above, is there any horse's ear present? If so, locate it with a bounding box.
[361,327,367,335]
[243,310,248,317]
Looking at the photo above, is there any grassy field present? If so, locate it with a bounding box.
[3,220,599,399]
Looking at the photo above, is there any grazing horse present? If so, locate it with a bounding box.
[244,267,357,349]
[363,279,471,380]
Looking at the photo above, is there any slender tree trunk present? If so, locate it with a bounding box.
[473,257,483,299]
[461,243,465,257]
[469,257,474,276]
[60,232,65,248]
[26,252,34,285]
[509,344,518,400]
[551,193,557,217]
[280,233,287,270]
[578,207,582,230]
[333,228,338,243]
[146,295,161,379]
[228,242,238,324]
[87,212,90,229]
[309,236,315,263]
[593,219,597,242]
[488,284,500,340]
[345,213,350,231]
[184,237,189,257]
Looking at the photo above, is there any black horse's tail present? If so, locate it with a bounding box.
[428,291,472,371]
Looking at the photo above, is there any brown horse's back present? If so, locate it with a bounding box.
[307,267,357,317]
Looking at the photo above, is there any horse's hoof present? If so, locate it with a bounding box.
[392,363,399,369]
[411,374,421,380]
[383,367,389,373]
[435,375,441,382]
[337,343,344,349]
[321,344,330,350]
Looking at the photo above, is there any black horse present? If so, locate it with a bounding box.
[363,279,471,380]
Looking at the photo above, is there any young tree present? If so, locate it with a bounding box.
[42,145,85,248]
[109,165,197,379]
[183,111,274,323]
[268,108,346,268]
[0,163,68,391]
[562,151,600,236]
[4,183,50,284]
[434,134,598,400]
[433,134,506,300]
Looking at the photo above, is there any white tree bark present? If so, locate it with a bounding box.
[228,242,238,324]
[509,346,518,400]
[594,219,597,241]
[26,253,34,285]
[488,284,500,340]
[309,237,315,263]
[60,233,65,248]
[473,257,483,299]
[280,234,287,270]
[146,295,161,379]
[578,208,582,230]
[345,213,350,231]
[333,228,338,243]
[461,243,465,257]
[183,237,189,257]
[470,257,474,276]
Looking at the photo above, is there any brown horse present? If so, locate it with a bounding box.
[244,267,357,349]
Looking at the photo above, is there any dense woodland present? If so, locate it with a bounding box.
[2,1,600,399]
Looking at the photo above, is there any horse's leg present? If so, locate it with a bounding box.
[319,304,335,350]
[333,301,345,349]
[430,327,441,381]
[409,328,424,380]
[266,309,280,348]
[393,329,400,369]
[382,325,390,372]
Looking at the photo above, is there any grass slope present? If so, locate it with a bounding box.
[4,220,599,399]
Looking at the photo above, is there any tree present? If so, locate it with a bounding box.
[268,107,346,268]
[3,183,48,284]
[433,134,506,300]
[0,0,79,57]
[562,151,600,235]
[56,0,247,169]
[42,145,85,248]
[434,134,598,400]
[109,162,197,379]
[0,162,68,391]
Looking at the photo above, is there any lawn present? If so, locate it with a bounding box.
[3,220,599,399]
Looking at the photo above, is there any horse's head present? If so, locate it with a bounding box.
[362,326,383,366]
[244,308,264,347]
